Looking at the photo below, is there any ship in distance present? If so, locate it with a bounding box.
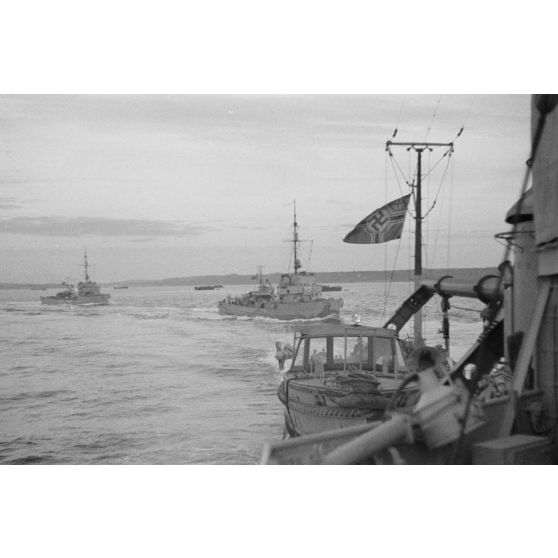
[218,204,343,320]
[41,250,110,306]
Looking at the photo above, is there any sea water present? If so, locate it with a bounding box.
[0,282,483,464]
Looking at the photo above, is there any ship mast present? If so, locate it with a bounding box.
[256,265,265,287]
[385,140,454,344]
[83,248,90,282]
[293,200,301,274]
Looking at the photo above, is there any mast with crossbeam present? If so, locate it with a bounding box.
[385,140,454,344]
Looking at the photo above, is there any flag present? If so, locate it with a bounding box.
[343,194,411,244]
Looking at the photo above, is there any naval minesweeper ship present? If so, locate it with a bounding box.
[41,250,110,306]
[218,204,343,320]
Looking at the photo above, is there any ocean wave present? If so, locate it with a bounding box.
[3,454,59,465]
[0,389,71,403]
[0,281,485,464]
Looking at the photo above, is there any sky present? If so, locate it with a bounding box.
[0,94,531,283]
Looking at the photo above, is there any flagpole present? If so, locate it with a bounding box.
[386,140,454,347]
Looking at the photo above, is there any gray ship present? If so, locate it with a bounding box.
[41,250,110,306]
[218,205,343,320]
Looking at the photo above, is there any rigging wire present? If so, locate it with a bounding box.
[382,142,403,319]
[424,96,442,142]
[407,198,413,328]
[427,149,433,262]
[387,148,413,188]
[391,98,404,139]
[306,239,314,270]
[428,156,449,271]
[454,98,474,142]
[384,151,389,305]
[380,229,405,325]
[387,153,415,218]
[420,146,453,181]
[447,99,472,146]
[422,150,454,220]
[446,155,455,273]
[430,151,439,264]
[408,147,413,194]
[421,149,432,341]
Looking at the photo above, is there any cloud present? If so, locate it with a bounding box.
[0,178,36,185]
[0,197,22,210]
[0,216,209,237]
[126,237,158,243]
[233,225,266,230]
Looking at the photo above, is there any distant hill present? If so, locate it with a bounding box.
[0,282,61,290]
[1,267,499,290]
[0,267,497,289]
[122,267,500,287]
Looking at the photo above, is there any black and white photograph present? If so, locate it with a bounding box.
[1,2,556,557]
[4,92,556,466]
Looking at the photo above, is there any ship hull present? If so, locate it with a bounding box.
[40,294,110,306]
[218,298,342,320]
[283,400,370,437]
[278,376,418,437]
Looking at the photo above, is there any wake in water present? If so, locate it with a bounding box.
[0,282,484,464]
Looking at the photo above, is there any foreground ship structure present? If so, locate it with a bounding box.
[274,132,461,438]
[263,94,558,465]
[218,204,343,320]
[277,322,420,437]
[41,250,110,306]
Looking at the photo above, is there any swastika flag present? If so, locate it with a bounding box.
[343,194,411,244]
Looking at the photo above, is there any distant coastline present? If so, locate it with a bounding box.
[1,267,498,290]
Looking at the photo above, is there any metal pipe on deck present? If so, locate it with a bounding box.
[321,414,412,465]
[420,275,503,303]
